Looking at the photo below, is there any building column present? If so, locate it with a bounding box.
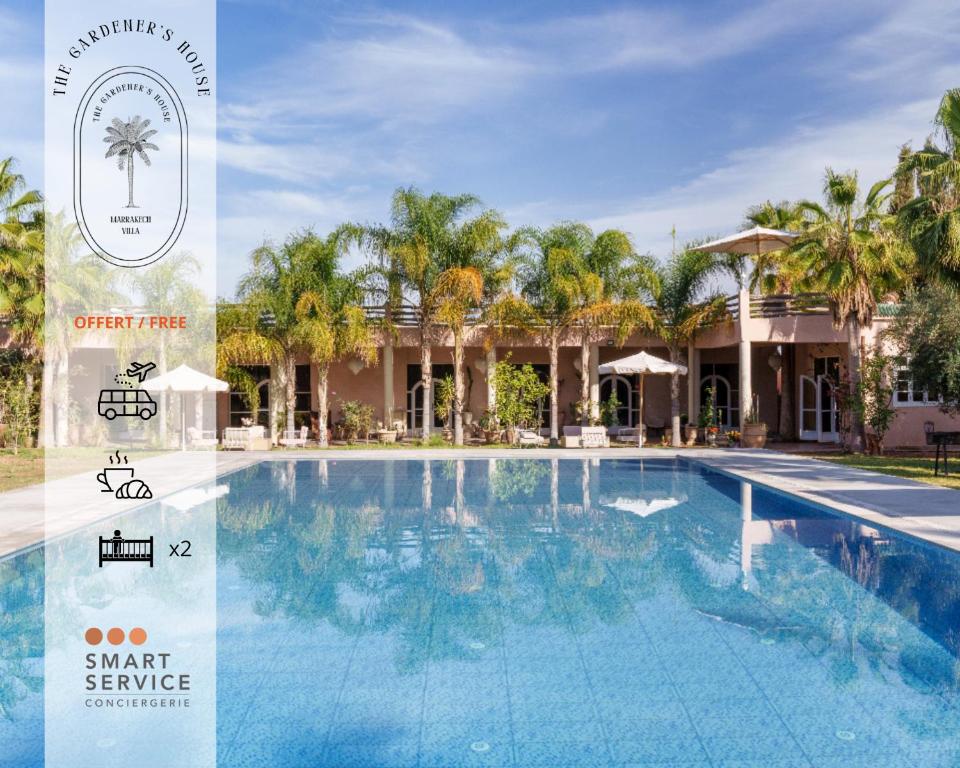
[589,343,600,422]
[383,341,394,427]
[740,480,753,590]
[686,342,699,423]
[738,286,752,429]
[485,347,496,411]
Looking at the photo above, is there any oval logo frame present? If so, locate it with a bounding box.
[73,65,188,269]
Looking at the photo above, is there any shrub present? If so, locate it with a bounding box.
[491,354,549,431]
[338,399,374,442]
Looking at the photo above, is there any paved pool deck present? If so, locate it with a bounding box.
[0,447,957,558]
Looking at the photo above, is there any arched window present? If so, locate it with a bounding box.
[699,373,738,428]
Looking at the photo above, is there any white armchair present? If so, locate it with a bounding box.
[279,425,309,449]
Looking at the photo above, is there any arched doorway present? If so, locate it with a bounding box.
[700,373,738,428]
[407,380,425,433]
[599,374,639,427]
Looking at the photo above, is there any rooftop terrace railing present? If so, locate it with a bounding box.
[749,293,831,318]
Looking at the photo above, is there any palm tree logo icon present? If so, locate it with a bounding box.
[103,116,158,208]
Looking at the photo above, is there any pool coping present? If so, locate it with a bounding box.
[1,447,957,559]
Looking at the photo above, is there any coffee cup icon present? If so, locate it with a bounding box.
[97,467,135,493]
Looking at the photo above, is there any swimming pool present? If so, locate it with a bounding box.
[2,457,960,767]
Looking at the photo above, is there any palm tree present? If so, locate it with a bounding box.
[124,252,206,446]
[41,213,119,446]
[360,188,496,440]
[514,224,597,446]
[103,116,158,208]
[577,227,655,425]
[742,200,807,293]
[292,231,377,447]
[0,158,44,442]
[791,169,913,451]
[624,249,729,447]
[219,232,317,439]
[433,210,509,445]
[897,89,960,286]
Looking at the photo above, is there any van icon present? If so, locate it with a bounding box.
[98,389,157,421]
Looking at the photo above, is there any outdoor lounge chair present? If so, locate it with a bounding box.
[517,429,545,448]
[279,426,309,449]
[186,427,218,448]
[613,426,644,446]
[222,425,269,450]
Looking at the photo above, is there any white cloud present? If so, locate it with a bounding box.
[220,15,533,130]
[586,97,939,258]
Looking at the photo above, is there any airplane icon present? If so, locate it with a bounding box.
[124,361,157,383]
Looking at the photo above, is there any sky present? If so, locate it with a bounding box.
[4,0,960,296]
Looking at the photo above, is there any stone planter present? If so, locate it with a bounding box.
[377,430,398,444]
[741,423,768,449]
[463,411,474,426]
[684,425,698,447]
[706,431,718,447]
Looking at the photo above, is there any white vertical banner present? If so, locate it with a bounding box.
[44,4,217,767]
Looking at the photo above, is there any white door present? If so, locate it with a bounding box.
[407,381,424,433]
[799,374,838,442]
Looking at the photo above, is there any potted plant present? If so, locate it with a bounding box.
[727,429,742,446]
[376,420,398,444]
[706,424,719,446]
[599,392,620,429]
[435,374,456,441]
[698,387,718,445]
[478,410,500,444]
[682,412,697,446]
[741,397,767,448]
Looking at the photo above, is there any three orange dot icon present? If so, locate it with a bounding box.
[85,627,147,645]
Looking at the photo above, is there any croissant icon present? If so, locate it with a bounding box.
[115,479,153,500]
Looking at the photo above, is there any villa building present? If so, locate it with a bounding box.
[212,289,955,449]
[1,288,953,449]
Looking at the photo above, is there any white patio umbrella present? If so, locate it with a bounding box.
[690,225,798,255]
[599,351,687,446]
[142,364,229,450]
[603,494,688,517]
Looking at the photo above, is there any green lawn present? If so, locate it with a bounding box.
[809,454,960,491]
[0,448,44,493]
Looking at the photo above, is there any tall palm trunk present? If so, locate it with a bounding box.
[285,354,296,435]
[846,315,864,452]
[269,369,281,444]
[34,364,45,449]
[452,329,465,446]
[549,328,559,446]
[54,351,69,448]
[24,368,35,448]
[420,338,433,440]
[669,346,682,447]
[126,154,135,207]
[580,334,591,426]
[317,364,329,447]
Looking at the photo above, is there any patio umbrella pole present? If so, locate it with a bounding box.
[639,374,645,447]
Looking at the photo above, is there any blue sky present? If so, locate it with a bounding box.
[3,0,960,295]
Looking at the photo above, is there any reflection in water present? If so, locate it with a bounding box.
[4,458,960,767]
[216,459,960,678]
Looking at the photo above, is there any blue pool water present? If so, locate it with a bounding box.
[3,457,960,767]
